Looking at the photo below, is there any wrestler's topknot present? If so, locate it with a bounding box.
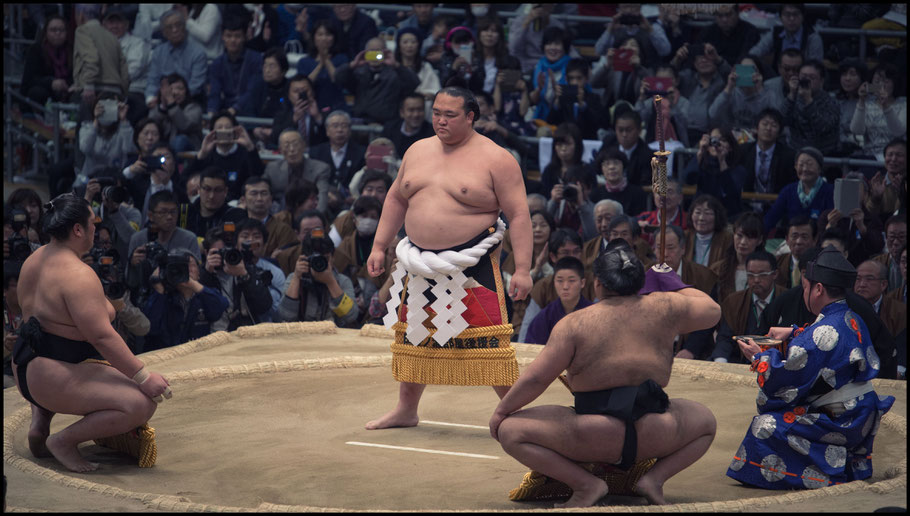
[593,239,645,296]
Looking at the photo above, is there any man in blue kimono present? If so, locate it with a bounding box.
[730,246,895,489]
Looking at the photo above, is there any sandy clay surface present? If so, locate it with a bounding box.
[4,323,906,512]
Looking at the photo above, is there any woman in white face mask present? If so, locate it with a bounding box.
[334,195,386,322]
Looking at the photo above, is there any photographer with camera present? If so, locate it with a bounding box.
[179,167,247,239]
[547,165,598,241]
[124,142,186,225]
[142,249,229,351]
[82,171,140,262]
[683,127,747,219]
[784,60,841,155]
[92,251,150,353]
[127,190,202,306]
[199,223,277,331]
[4,207,38,262]
[184,110,264,201]
[277,227,359,327]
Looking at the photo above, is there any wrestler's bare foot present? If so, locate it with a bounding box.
[45,434,99,472]
[28,406,53,458]
[633,473,667,505]
[365,408,419,430]
[554,479,608,508]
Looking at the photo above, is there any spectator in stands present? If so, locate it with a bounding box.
[473,91,531,161]
[817,172,885,266]
[74,94,134,189]
[244,46,290,135]
[469,17,520,96]
[634,63,691,147]
[206,15,263,117]
[524,256,592,345]
[381,93,436,158]
[128,141,185,223]
[528,26,573,123]
[709,55,774,132]
[851,64,907,162]
[508,3,566,74]
[684,126,745,219]
[395,27,441,107]
[148,72,203,152]
[748,4,823,66]
[595,3,670,69]
[296,19,350,112]
[309,111,367,197]
[492,63,535,138]
[20,15,73,108]
[398,3,435,42]
[608,213,653,265]
[275,209,327,275]
[650,224,718,360]
[539,123,585,197]
[335,37,420,125]
[421,14,455,64]
[235,217,287,313]
[460,4,500,35]
[592,36,651,116]
[700,3,762,67]
[784,60,841,155]
[776,215,818,289]
[604,107,655,188]
[273,183,319,235]
[581,200,623,268]
[685,194,731,270]
[739,108,797,214]
[73,4,129,119]
[328,4,379,61]
[133,4,173,44]
[854,260,906,340]
[265,130,332,214]
[240,176,299,258]
[888,245,906,305]
[589,148,647,216]
[187,110,264,201]
[866,139,906,220]
[547,165,597,241]
[142,250,229,351]
[6,188,46,245]
[710,211,765,303]
[333,195,386,322]
[3,206,37,261]
[655,4,689,52]
[435,25,475,90]
[819,229,850,257]
[546,59,605,141]
[764,146,834,235]
[198,224,277,331]
[762,49,803,114]
[268,74,328,149]
[503,209,556,287]
[638,178,687,243]
[177,4,223,62]
[3,263,22,388]
[711,249,781,364]
[227,4,280,53]
[875,214,907,293]
[277,228,360,326]
[83,174,140,262]
[180,167,247,239]
[346,138,400,198]
[101,6,151,125]
[145,9,208,109]
[670,42,731,145]
[832,58,867,157]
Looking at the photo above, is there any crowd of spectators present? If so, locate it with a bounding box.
[5,3,907,384]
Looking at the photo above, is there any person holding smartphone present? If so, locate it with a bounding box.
[334,37,420,125]
[594,4,670,69]
[850,64,907,162]
[73,95,134,190]
[708,55,774,133]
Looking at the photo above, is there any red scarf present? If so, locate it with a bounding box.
[43,41,69,80]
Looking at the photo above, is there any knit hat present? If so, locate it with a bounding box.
[797,146,824,170]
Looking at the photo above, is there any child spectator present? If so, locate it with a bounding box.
[524,257,593,345]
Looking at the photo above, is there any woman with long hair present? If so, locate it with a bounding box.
[684,126,746,219]
[539,122,585,199]
[20,14,73,107]
[684,193,731,269]
[395,27,441,106]
[831,58,866,156]
[296,19,349,112]
[710,211,765,302]
[469,16,521,95]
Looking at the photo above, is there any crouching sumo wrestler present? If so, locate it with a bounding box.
[490,240,721,507]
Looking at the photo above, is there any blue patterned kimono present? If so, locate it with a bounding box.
[727,300,895,489]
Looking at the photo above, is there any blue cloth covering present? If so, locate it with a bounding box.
[727,300,895,489]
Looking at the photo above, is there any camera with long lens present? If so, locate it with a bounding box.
[6,208,31,261]
[709,136,721,148]
[144,229,169,270]
[298,229,333,288]
[94,177,128,204]
[563,184,578,203]
[161,254,190,290]
[94,254,127,299]
[798,78,810,89]
[215,222,244,268]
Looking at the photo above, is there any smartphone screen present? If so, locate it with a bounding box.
[365,50,383,62]
[613,48,634,72]
[735,64,755,87]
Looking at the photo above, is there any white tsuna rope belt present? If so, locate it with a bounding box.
[383,218,506,346]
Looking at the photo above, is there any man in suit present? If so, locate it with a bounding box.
[263,129,332,214]
[581,199,623,269]
[873,214,907,294]
[854,260,906,339]
[380,93,436,159]
[739,108,796,213]
[599,108,653,187]
[308,110,366,196]
[649,225,718,360]
[712,250,781,364]
[776,215,817,289]
[760,246,898,379]
[124,142,187,225]
[268,75,328,149]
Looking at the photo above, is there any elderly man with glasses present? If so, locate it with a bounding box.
[144,8,208,109]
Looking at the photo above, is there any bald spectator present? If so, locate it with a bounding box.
[334,38,420,125]
[854,260,906,340]
[73,4,130,117]
[264,130,332,214]
[508,4,566,74]
[145,8,209,109]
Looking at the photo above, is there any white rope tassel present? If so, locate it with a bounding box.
[383,219,506,346]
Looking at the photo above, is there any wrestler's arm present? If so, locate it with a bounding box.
[668,288,721,335]
[490,317,575,440]
[491,150,533,299]
[367,154,409,276]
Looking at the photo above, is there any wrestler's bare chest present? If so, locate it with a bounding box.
[400,149,499,211]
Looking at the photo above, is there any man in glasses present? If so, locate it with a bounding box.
[180,167,247,239]
[711,249,780,363]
